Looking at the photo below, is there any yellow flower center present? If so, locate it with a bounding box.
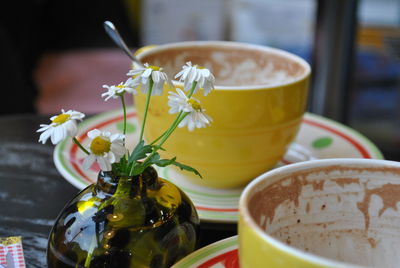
[90,136,111,155]
[194,64,205,69]
[149,65,162,71]
[116,85,125,89]
[187,99,202,111]
[52,113,70,124]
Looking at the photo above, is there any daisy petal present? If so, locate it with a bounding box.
[97,156,112,171]
[88,129,101,139]
[174,62,215,95]
[108,152,116,164]
[37,124,51,133]
[82,154,96,170]
[38,129,52,144]
[64,120,78,137]
[142,68,152,78]
[110,133,125,142]
[110,143,126,159]
[51,125,66,144]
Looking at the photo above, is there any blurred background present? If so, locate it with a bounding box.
[0,0,399,159]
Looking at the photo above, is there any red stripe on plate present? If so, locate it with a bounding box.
[198,249,239,268]
[196,206,238,212]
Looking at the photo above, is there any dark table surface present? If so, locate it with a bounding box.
[0,114,236,267]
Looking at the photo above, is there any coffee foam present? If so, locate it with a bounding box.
[140,45,306,87]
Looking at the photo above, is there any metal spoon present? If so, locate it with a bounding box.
[103,21,142,66]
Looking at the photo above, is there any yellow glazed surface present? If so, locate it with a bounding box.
[239,217,328,268]
[134,42,310,188]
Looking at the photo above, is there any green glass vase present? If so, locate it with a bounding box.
[47,166,199,268]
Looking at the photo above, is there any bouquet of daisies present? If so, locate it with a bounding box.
[37,62,215,178]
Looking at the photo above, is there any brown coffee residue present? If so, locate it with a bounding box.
[311,180,325,191]
[367,237,377,248]
[357,183,400,230]
[249,176,304,229]
[248,165,400,233]
[315,222,334,228]
[332,178,360,188]
[311,165,400,179]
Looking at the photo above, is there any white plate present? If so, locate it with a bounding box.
[54,107,383,223]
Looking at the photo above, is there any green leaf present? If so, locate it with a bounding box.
[153,157,177,167]
[145,154,202,178]
[172,161,202,178]
[146,152,160,163]
[130,153,161,176]
[128,140,153,163]
[129,163,147,176]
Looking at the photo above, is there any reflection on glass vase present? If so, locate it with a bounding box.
[47,166,199,268]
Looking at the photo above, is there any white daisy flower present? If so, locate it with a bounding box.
[168,88,212,131]
[167,88,193,114]
[174,62,215,96]
[126,63,173,96]
[37,109,85,145]
[83,129,126,172]
[102,82,137,101]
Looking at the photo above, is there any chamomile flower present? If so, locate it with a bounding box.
[102,82,137,101]
[175,62,215,96]
[167,88,193,114]
[126,63,173,96]
[168,88,212,131]
[37,109,85,145]
[83,129,126,171]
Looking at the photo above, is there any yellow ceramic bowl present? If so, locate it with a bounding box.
[239,158,400,268]
[134,41,310,188]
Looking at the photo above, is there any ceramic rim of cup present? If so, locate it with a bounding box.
[239,158,400,268]
[134,40,311,91]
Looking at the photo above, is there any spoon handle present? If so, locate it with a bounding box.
[103,21,142,66]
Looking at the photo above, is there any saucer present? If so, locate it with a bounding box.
[54,107,383,223]
[172,236,239,268]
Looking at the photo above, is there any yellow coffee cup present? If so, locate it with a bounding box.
[239,158,400,268]
[134,41,310,189]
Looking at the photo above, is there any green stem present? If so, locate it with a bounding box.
[120,94,127,137]
[148,111,182,146]
[157,112,187,149]
[119,94,130,170]
[114,176,132,197]
[84,235,97,267]
[139,79,154,142]
[149,130,167,145]
[73,137,90,155]
[187,81,197,98]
